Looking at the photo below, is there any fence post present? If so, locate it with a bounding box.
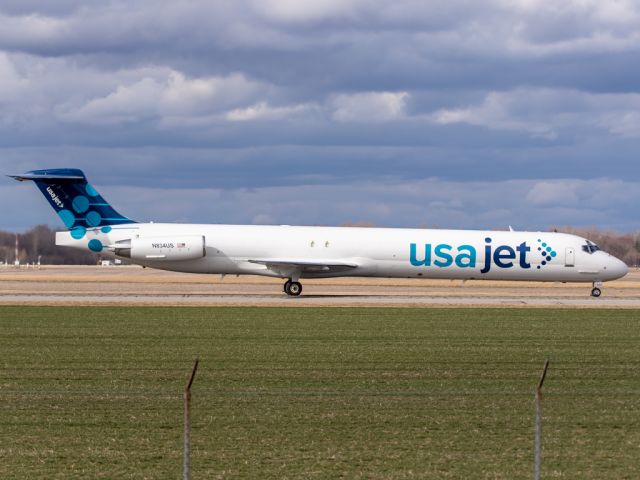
[534,359,549,480]
[184,358,199,480]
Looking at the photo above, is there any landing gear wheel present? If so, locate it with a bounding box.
[284,280,292,293]
[286,281,302,296]
[591,287,602,298]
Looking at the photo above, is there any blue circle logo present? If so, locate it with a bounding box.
[86,211,102,227]
[72,196,90,213]
[58,209,76,228]
[70,226,87,239]
[85,184,100,197]
[88,239,103,252]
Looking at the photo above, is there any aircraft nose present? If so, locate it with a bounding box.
[605,256,628,280]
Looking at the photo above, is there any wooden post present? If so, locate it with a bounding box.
[184,358,199,480]
[534,359,549,480]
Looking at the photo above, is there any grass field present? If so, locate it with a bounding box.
[1,307,639,479]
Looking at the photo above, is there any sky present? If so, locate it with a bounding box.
[1,0,639,232]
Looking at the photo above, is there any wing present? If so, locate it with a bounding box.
[248,258,359,275]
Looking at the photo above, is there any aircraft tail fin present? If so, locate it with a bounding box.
[9,168,134,235]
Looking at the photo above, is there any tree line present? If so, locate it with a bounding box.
[0,225,99,265]
[1,224,639,266]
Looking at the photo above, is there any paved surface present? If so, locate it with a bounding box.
[1,293,639,308]
[1,265,639,308]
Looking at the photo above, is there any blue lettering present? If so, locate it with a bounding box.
[455,245,476,268]
[517,242,531,269]
[434,244,453,267]
[410,243,431,266]
[481,237,492,273]
[493,245,516,268]
[409,240,529,272]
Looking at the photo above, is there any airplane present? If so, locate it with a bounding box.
[9,168,628,297]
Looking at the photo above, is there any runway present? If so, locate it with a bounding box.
[1,265,639,307]
[2,292,639,307]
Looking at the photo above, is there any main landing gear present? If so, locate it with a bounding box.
[591,281,603,298]
[284,279,303,296]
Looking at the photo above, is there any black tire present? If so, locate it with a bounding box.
[591,287,602,297]
[284,280,292,294]
[288,281,302,296]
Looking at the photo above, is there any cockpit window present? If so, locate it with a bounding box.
[581,240,601,254]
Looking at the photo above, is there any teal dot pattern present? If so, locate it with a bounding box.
[70,226,87,239]
[32,171,132,235]
[58,209,76,228]
[72,195,90,213]
[88,239,103,252]
[85,184,100,197]
[536,239,557,270]
[29,170,133,256]
[86,211,102,227]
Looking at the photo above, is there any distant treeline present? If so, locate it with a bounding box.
[1,224,639,266]
[0,225,99,265]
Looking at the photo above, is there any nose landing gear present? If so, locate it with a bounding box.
[284,279,303,296]
[591,281,603,297]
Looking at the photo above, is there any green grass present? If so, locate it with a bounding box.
[1,307,639,479]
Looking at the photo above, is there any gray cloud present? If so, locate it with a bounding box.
[1,0,639,232]
[11,176,633,233]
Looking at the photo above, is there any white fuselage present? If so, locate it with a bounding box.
[56,223,628,283]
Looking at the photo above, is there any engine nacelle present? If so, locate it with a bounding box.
[115,235,206,261]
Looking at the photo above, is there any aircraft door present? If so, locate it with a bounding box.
[565,247,575,267]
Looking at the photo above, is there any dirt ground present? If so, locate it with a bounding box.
[0,265,638,308]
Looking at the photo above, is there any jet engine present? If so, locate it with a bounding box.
[114,235,206,261]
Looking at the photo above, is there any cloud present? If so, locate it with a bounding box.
[331,91,409,122]
[32,176,634,233]
[599,111,640,138]
[526,181,580,207]
[0,1,639,232]
[430,88,640,139]
[430,89,560,139]
[57,71,267,125]
[226,101,319,122]
[0,52,28,101]
[252,0,365,24]
[0,1,636,71]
